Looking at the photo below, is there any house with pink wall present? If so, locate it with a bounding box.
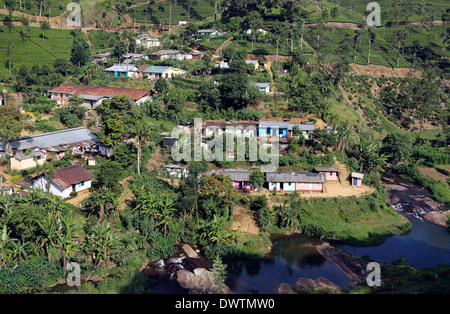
[314,167,340,182]
[351,172,364,186]
[205,169,252,190]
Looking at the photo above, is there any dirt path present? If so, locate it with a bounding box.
[214,36,234,58]
[147,146,166,172]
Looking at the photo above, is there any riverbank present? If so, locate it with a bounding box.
[383,175,450,228]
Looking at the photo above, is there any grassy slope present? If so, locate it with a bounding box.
[0,25,81,75]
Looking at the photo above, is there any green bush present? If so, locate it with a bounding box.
[0,257,63,293]
[11,175,21,182]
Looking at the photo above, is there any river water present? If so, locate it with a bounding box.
[223,207,450,294]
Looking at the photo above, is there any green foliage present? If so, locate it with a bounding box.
[0,257,63,293]
[54,104,87,128]
[211,255,228,293]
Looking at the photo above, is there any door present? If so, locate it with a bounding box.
[353,178,358,186]
[309,183,313,191]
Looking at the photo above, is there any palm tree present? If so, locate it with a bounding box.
[55,210,80,269]
[20,17,29,44]
[84,222,115,265]
[0,225,18,266]
[156,193,176,236]
[11,240,29,262]
[131,117,153,176]
[39,20,50,43]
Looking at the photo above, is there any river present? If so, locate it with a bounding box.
[222,207,450,294]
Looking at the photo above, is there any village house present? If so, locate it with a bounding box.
[203,121,258,138]
[0,127,99,158]
[143,65,186,79]
[351,172,364,186]
[195,29,221,37]
[91,52,111,65]
[104,64,138,77]
[121,53,148,64]
[149,49,183,61]
[48,84,152,108]
[251,82,270,94]
[10,150,46,171]
[164,164,187,178]
[266,171,326,193]
[245,60,260,70]
[258,121,290,138]
[205,169,252,191]
[245,27,269,36]
[136,35,161,48]
[33,164,94,199]
[289,122,316,140]
[314,167,340,183]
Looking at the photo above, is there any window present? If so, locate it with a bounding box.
[78,181,84,188]
[330,172,333,176]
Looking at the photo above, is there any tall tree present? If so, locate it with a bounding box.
[0,103,23,155]
[70,35,90,67]
[39,20,50,42]
[367,27,376,65]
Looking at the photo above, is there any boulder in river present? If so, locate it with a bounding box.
[182,243,200,259]
[176,268,233,294]
[296,277,341,294]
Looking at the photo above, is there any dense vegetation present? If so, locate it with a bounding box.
[0,0,448,294]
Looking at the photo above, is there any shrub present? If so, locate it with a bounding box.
[11,175,21,182]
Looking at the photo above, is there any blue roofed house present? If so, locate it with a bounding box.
[104,64,138,77]
[143,65,186,79]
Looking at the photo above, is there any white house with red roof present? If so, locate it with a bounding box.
[33,164,94,198]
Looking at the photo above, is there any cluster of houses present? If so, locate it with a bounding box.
[164,166,364,192]
[0,127,100,198]
[201,120,317,140]
[48,84,152,109]
[103,63,187,79]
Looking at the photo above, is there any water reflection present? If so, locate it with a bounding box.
[224,234,352,294]
[336,212,450,268]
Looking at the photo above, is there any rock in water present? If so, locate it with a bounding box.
[182,244,200,259]
[296,277,341,294]
[278,283,297,294]
[176,268,232,294]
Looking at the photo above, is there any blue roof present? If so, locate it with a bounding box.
[143,65,172,73]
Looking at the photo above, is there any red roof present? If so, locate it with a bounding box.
[49,84,150,101]
[50,165,94,190]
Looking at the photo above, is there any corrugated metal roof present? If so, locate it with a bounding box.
[314,167,340,172]
[266,171,326,183]
[104,64,137,72]
[205,169,251,182]
[143,65,172,73]
[49,84,151,101]
[1,127,99,152]
[49,165,93,190]
[259,121,290,128]
[351,172,364,179]
[289,123,316,131]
